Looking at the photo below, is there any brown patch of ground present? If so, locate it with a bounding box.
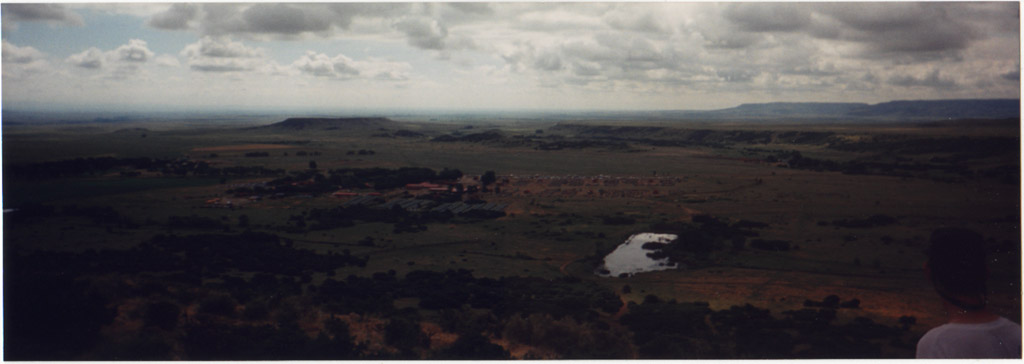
[336,313,391,354]
[191,144,295,152]
[492,338,560,359]
[421,322,458,350]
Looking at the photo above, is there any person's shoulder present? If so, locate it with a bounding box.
[917,324,954,358]
[992,317,1022,338]
[994,316,1022,329]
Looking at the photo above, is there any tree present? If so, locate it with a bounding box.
[481,171,496,186]
[309,160,318,170]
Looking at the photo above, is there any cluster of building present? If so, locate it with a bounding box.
[505,175,682,188]
[338,194,507,215]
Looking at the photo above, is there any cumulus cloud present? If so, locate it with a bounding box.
[181,36,263,59]
[888,70,957,89]
[67,48,106,69]
[2,40,45,64]
[292,51,360,78]
[446,3,492,15]
[147,3,199,30]
[5,2,1019,109]
[1001,66,1020,81]
[241,3,333,35]
[723,3,812,32]
[603,8,670,34]
[1,3,84,27]
[292,51,411,81]
[151,3,409,38]
[394,17,448,50]
[181,36,267,73]
[154,54,181,68]
[65,39,156,70]
[815,3,980,56]
[2,40,50,80]
[115,39,155,62]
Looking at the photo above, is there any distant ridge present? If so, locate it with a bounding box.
[695,99,1019,120]
[261,117,395,130]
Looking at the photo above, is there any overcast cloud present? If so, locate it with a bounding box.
[2,2,1019,111]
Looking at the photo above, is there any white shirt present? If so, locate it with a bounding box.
[916,316,1022,358]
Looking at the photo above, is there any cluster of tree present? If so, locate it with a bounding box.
[644,215,770,265]
[182,319,358,360]
[7,156,285,180]
[299,204,434,233]
[765,150,989,183]
[5,268,118,360]
[267,166,458,195]
[829,135,1018,160]
[749,239,792,251]
[431,130,505,143]
[8,156,175,179]
[535,139,630,151]
[244,152,271,157]
[325,167,462,190]
[827,214,898,228]
[5,203,141,231]
[601,216,637,225]
[12,232,366,280]
[6,245,922,361]
[313,270,620,322]
[345,149,376,155]
[623,295,908,359]
[803,295,861,309]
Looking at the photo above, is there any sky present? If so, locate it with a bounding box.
[1,2,1020,112]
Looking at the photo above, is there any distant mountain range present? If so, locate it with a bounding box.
[258,117,397,130]
[687,99,1019,120]
[3,99,1019,125]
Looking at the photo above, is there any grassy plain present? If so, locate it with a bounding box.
[3,115,1019,359]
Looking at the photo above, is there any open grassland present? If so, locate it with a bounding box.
[4,116,1019,359]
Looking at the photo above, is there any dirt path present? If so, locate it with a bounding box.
[559,257,578,275]
[612,295,630,320]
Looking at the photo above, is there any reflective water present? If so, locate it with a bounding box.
[598,233,678,277]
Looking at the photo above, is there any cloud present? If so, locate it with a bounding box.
[723,3,811,32]
[446,3,492,15]
[154,55,181,68]
[67,48,106,69]
[181,36,263,59]
[717,69,759,83]
[1,3,84,27]
[2,40,50,80]
[2,40,45,64]
[115,39,155,62]
[181,37,268,73]
[394,17,448,50]
[147,3,199,30]
[153,3,413,38]
[603,8,670,34]
[815,3,980,56]
[888,70,957,89]
[65,39,156,70]
[292,51,360,78]
[241,3,333,35]
[533,51,563,72]
[292,51,411,81]
[516,10,605,31]
[1001,64,1021,81]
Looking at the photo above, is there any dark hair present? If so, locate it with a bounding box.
[927,228,987,306]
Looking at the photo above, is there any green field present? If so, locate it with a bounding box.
[4,115,1019,359]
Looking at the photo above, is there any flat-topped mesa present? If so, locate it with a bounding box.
[264,117,395,130]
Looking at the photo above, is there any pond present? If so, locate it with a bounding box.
[597,233,679,277]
